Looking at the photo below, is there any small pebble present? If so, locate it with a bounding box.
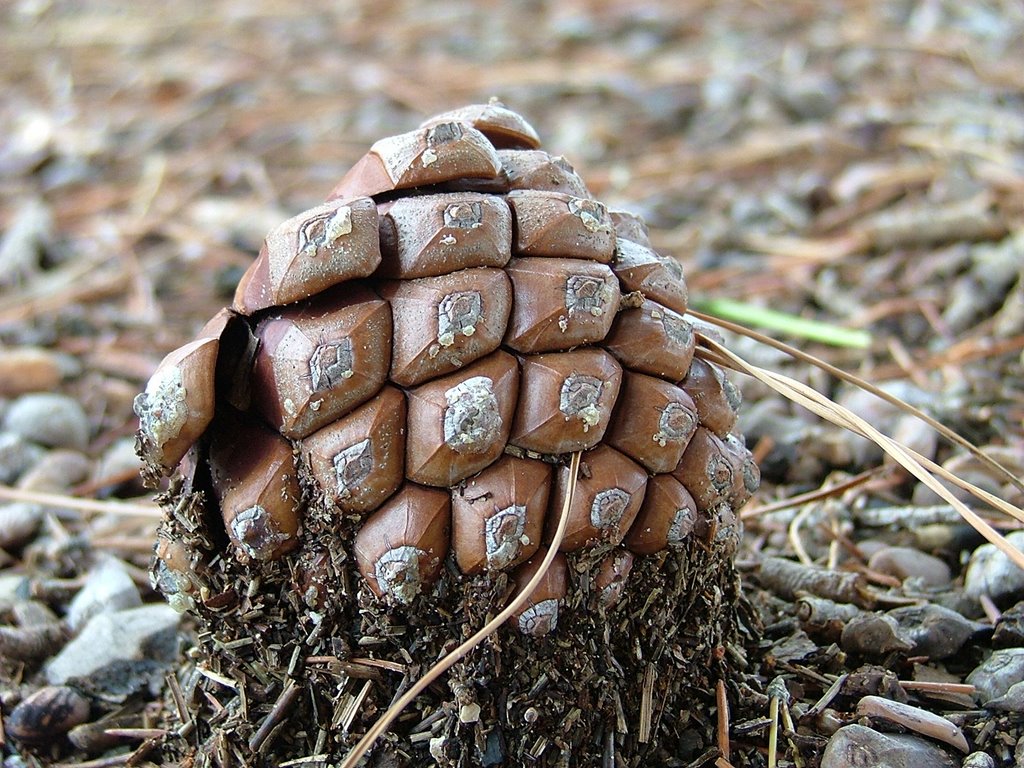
[962,751,996,768]
[856,695,968,752]
[821,724,958,768]
[16,449,92,493]
[984,680,1024,713]
[0,574,29,606]
[459,702,481,723]
[886,604,988,660]
[91,437,144,494]
[992,600,1024,648]
[966,648,1024,704]
[0,347,63,397]
[0,502,43,550]
[66,557,143,632]
[963,530,1024,604]
[840,613,914,656]
[2,393,90,450]
[0,431,46,484]
[869,546,952,589]
[4,685,91,744]
[45,604,181,693]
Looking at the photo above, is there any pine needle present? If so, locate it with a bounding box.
[690,297,871,349]
[698,336,1024,571]
[338,451,583,768]
[0,484,164,518]
[687,308,1024,496]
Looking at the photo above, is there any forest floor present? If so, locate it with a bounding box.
[1,1,1023,766]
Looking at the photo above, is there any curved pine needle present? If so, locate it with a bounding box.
[701,337,1024,572]
[687,308,1024,497]
[338,451,583,768]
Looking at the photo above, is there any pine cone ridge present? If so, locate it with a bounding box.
[137,102,759,765]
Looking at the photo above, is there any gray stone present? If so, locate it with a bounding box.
[0,573,29,607]
[962,751,996,768]
[986,680,1024,713]
[0,502,42,550]
[869,546,952,589]
[92,437,143,488]
[0,431,45,484]
[966,648,1024,704]
[821,724,958,768]
[66,557,143,632]
[45,604,180,696]
[963,530,1024,605]
[887,604,987,660]
[2,393,90,450]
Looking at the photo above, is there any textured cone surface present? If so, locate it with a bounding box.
[139,103,759,765]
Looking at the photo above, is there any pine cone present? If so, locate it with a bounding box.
[137,102,759,764]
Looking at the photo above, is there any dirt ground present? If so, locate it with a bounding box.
[1,1,1023,766]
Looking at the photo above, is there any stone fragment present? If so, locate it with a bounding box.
[966,648,1024,704]
[886,604,986,660]
[964,530,1024,604]
[16,449,91,492]
[0,431,45,484]
[820,724,958,768]
[66,557,143,632]
[3,393,89,450]
[985,680,1024,712]
[0,502,42,550]
[868,546,952,588]
[840,613,914,656]
[45,604,181,695]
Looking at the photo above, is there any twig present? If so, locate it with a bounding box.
[249,680,300,752]
[899,681,975,696]
[715,680,730,761]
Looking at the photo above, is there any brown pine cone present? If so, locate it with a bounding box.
[137,102,759,765]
